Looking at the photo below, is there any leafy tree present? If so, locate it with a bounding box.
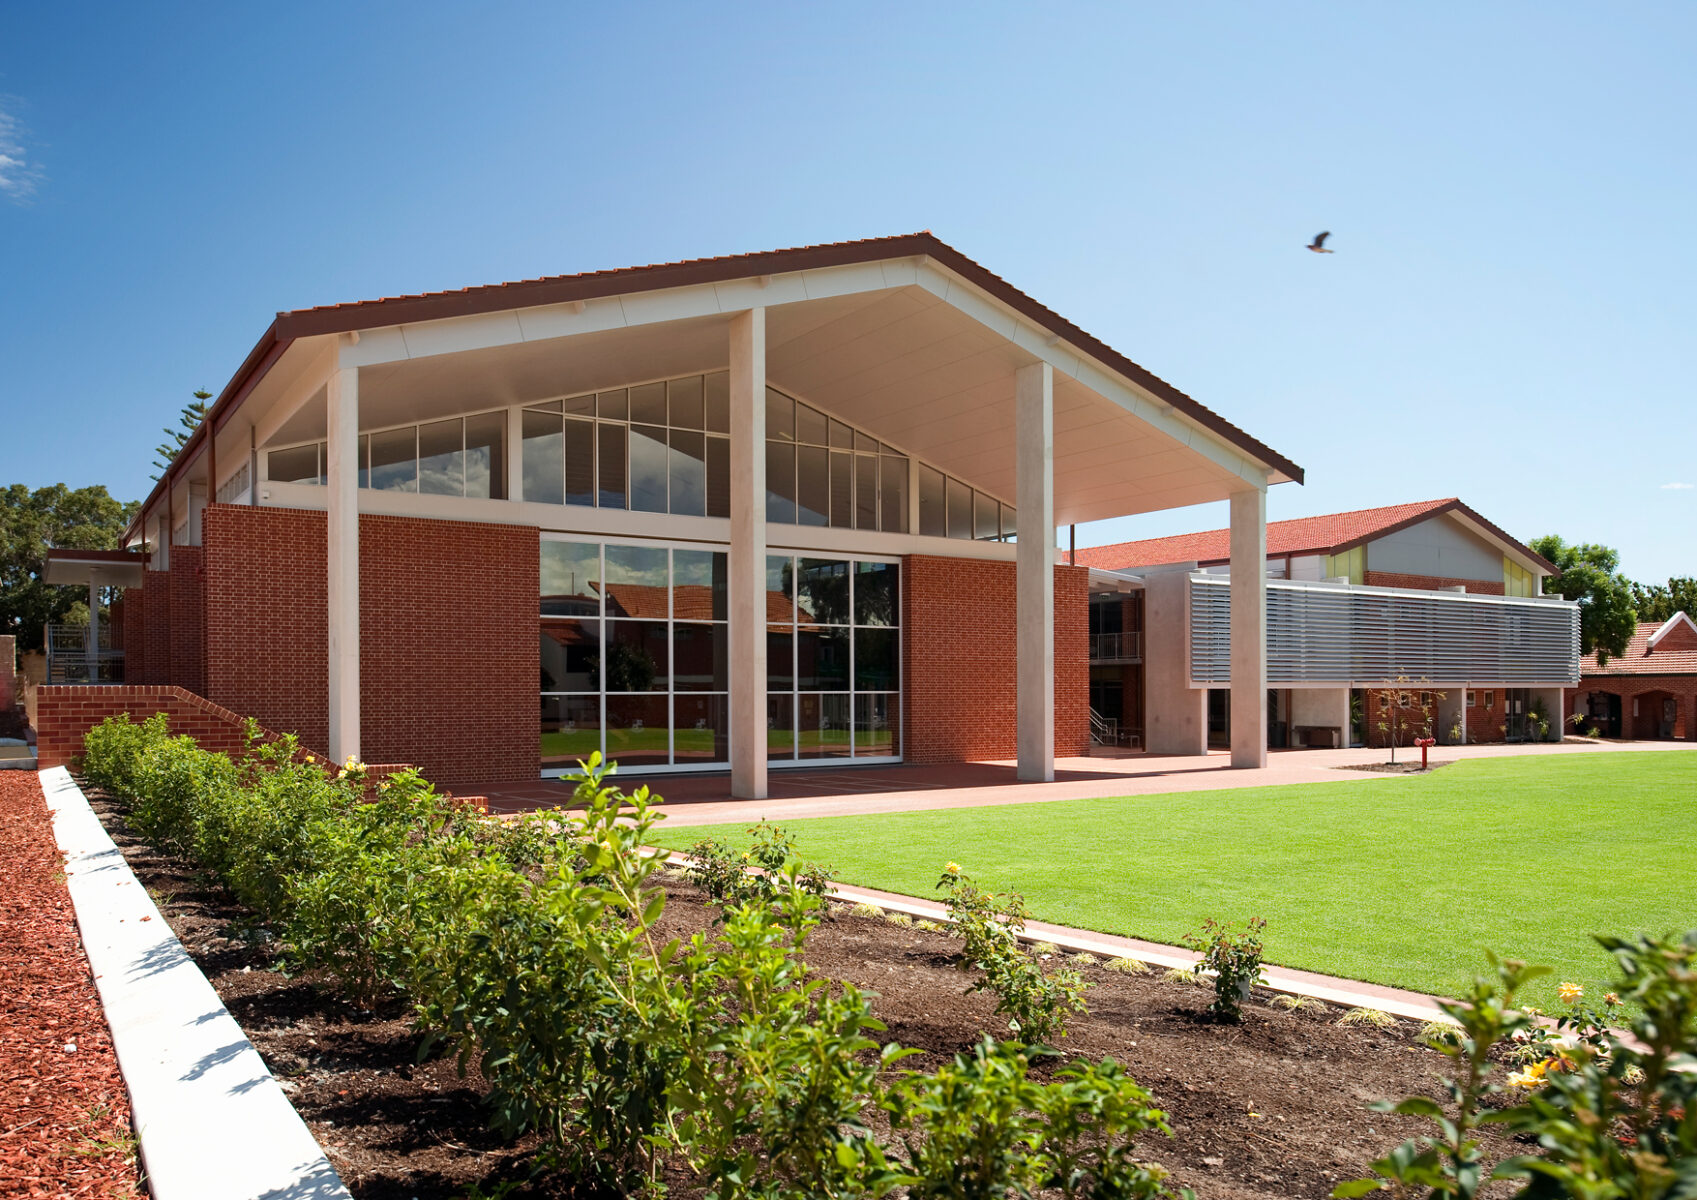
[1630,576,1697,625]
[1528,535,1638,665]
[0,484,140,651]
[152,389,212,480]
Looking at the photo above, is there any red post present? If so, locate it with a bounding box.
[1415,736,1436,769]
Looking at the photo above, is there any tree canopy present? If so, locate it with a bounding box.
[153,389,211,480]
[1528,535,1638,665]
[1629,577,1697,626]
[1,484,140,651]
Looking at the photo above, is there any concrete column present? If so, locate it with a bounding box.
[326,363,360,763]
[729,309,768,800]
[505,404,524,501]
[1016,362,1055,782]
[1229,487,1268,768]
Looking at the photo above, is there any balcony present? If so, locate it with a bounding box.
[1089,631,1142,664]
[45,623,126,685]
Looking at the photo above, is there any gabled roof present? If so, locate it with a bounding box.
[130,232,1303,541]
[1075,498,1554,572]
[1581,614,1697,677]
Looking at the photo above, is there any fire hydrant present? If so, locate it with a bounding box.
[1414,737,1437,770]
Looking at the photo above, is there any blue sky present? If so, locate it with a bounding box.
[1,3,1691,579]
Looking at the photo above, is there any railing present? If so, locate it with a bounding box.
[1088,707,1141,749]
[1089,631,1142,663]
[44,623,125,685]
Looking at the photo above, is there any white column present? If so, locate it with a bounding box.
[86,570,101,679]
[729,309,768,800]
[1016,361,1055,782]
[326,362,361,763]
[505,404,525,502]
[1229,487,1268,768]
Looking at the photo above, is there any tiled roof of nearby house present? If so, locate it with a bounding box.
[129,232,1304,542]
[1581,614,1697,677]
[1075,498,1552,572]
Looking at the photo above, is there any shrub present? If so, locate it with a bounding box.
[1183,916,1267,1023]
[685,820,836,922]
[79,712,168,798]
[938,865,1089,1042]
[1105,956,1150,976]
[1337,1007,1397,1029]
[1271,994,1329,1015]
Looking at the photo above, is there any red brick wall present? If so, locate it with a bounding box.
[121,590,146,686]
[1567,677,1697,741]
[36,685,269,769]
[140,570,172,686]
[902,555,1089,765]
[201,505,538,788]
[1363,570,1506,595]
[169,545,206,696]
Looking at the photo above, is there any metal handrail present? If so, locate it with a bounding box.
[44,623,125,684]
[1089,631,1142,662]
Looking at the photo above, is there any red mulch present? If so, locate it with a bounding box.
[0,773,144,1198]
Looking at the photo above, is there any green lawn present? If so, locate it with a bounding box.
[652,750,1697,1008]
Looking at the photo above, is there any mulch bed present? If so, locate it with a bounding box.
[0,774,144,1198]
[81,779,1525,1200]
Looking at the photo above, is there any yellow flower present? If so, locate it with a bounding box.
[1604,992,1621,1007]
[1507,1060,1550,1089]
[945,862,961,874]
[1558,982,1584,1004]
[304,754,316,764]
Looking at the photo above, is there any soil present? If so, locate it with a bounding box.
[0,774,145,1198]
[80,780,1527,1200]
[1337,760,1453,775]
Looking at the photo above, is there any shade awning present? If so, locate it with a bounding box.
[43,549,146,588]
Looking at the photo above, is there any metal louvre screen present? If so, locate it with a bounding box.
[1189,576,1581,685]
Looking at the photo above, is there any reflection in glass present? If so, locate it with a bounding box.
[1001,506,1017,539]
[598,389,629,421]
[561,393,594,417]
[797,558,851,625]
[630,382,667,426]
[706,436,730,519]
[766,556,794,623]
[268,444,320,486]
[855,628,899,691]
[855,693,898,757]
[767,693,795,761]
[766,441,796,523]
[564,418,594,506]
[667,376,704,430]
[829,418,852,448]
[668,429,706,517]
[796,403,828,447]
[630,425,668,513]
[946,478,972,540]
[598,424,627,508]
[767,626,794,690]
[974,491,1000,541]
[419,418,463,496]
[672,623,727,691]
[672,550,727,621]
[798,693,851,759]
[369,427,417,492]
[829,450,853,528]
[854,561,899,627]
[465,411,506,499]
[540,620,599,692]
[918,464,946,537]
[796,626,850,691]
[522,409,564,504]
[541,694,601,768]
[766,388,794,442]
[880,456,908,533]
[605,621,668,691]
[606,694,669,767]
[704,371,730,433]
[796,445,829,526]
[855,455,878,530]
[603,544,668,617]
[541,541,599,616]
[673,694,728,764]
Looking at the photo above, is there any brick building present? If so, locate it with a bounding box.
[36,234,1303,793]
[1077,499,1581,751]
[1568,612,1697,742]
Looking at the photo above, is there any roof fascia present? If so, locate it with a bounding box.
[1648,611,1697,649]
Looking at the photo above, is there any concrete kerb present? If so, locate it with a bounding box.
[41,767,351,1200]
[660,850,1455,1025]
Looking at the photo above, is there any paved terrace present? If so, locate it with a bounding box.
[476,738,1694,825]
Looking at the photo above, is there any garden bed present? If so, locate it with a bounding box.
[0,773,144,1198]
[76,778,1531,1200]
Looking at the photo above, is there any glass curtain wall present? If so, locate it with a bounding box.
[541,539,730,773]
[765,555,900,762]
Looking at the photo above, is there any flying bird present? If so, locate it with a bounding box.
[1307,231,1334,254]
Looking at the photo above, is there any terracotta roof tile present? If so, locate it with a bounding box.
[1581,616,1697,677]
[1076,499,1461,570]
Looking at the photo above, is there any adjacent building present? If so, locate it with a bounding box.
[1077,499,1582,750]
[1568,613,1697,741]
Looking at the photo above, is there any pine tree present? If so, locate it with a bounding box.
[152,389,213,479]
